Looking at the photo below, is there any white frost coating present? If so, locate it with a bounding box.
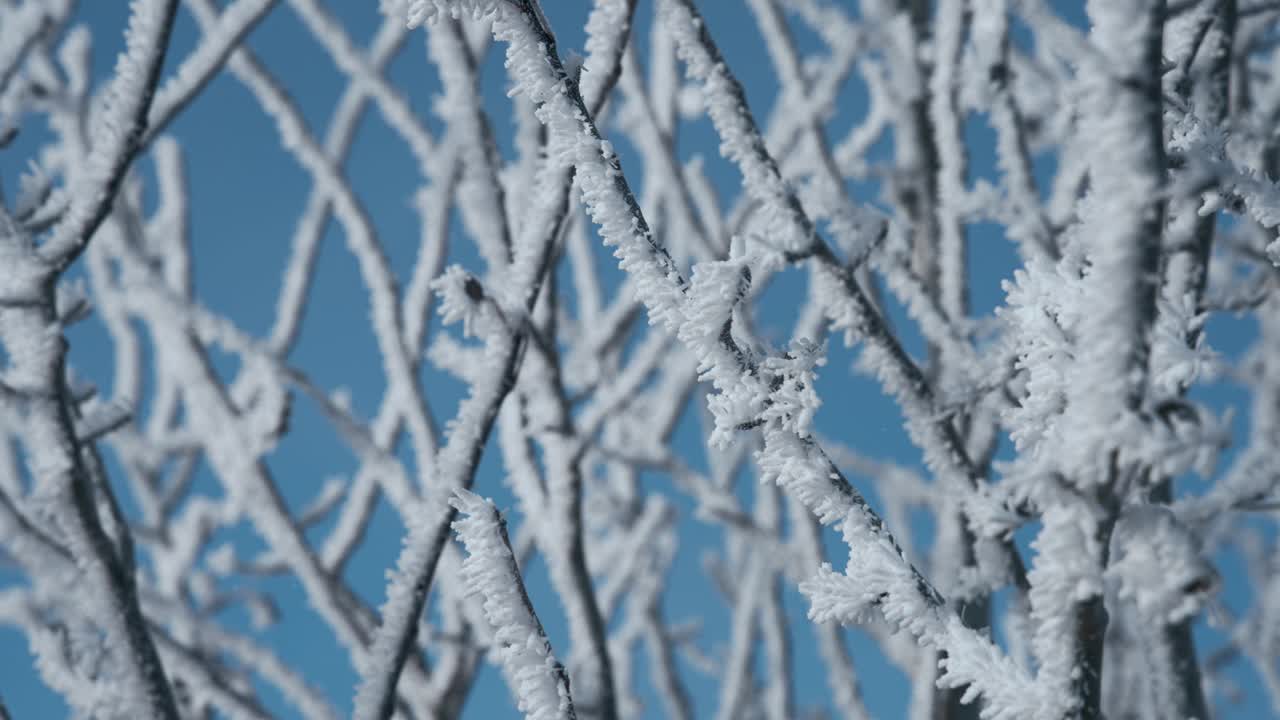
[0,1,181,717]
[659,0,811,256]
[998,4,1167,707]
[800,177,886,270]
[927,0,969,322]
[433,265,496,338]
[997,252,1086,465]
[186,0,440,485]
[800,495,1056,720]
[767,426,1057,719]
[658,0,989,517]
[146,0,275,140]
[872,228,980,379]
[579,0,633,112]
[289,0,434,168]
[451,490,577,720]
[0,2,65,102]
[1148,291,1219,398]
[677,257,767,446]
[1025,503,1105,713]
[43,0,174,266]
[1107,505,1217,625]
[0,593,104,717]
[757,339,826,438]
[400,0,688,332]
[354,286,518,718]
[426,18,509,272]
[1064,0,1164,476]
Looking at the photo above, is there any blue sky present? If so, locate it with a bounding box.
[0,1,1273,718]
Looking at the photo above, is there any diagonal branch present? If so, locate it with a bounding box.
[40,0,179,270]
[451,490,577,720]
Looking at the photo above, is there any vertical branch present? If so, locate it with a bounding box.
[756,484,794,720]
[523,360,620,719]
[928,0,971,326]
[924,7,987,718]
[714,554,763,720]
[1163,0,1236,330]
[1146,3,1236,717]
[1026,5,1167,718]
[974,0,1057,262]
[866,0,943,371]
[427,17,512,272]
[1077,1,1167,407]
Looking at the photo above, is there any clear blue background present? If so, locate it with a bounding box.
[0,1,1271,718]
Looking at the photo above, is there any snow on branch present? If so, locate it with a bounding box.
[145,0,276,143]
[41,0,179,269]
[451,490,577,720]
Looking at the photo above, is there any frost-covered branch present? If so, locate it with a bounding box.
[451,490,577,720]
[5,1,1280,718]
[41,0,179,269]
